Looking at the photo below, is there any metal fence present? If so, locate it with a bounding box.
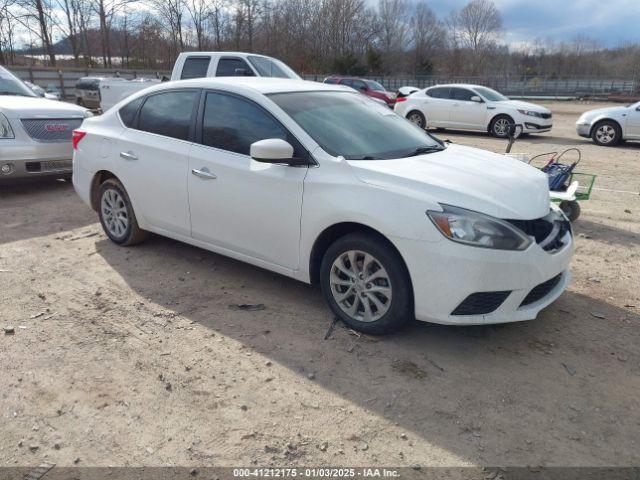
[8,65,639,100]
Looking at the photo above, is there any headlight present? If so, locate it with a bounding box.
[427,204,533,251]
[0,113,14,139]
[517,109,543,118]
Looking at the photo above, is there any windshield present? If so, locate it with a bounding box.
[247,56,300,79]
[0,67,37,97]
[365,80,386,92]
[270,91,443,160]
[473,86,508,102]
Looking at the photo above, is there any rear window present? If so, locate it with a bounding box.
[216,58,255,77]
[137,90,199,140]
[118,96,144,127]
[427,87,450,99]
[181,57,211,80]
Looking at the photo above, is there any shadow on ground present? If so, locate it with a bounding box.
[96,234,640,465]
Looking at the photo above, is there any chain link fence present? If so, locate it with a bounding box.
[7,65,639,100]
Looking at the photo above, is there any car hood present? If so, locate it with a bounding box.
[0,95,87,119]
[347,144,550,220]
[493,100,550,113]
[578,105,628,121]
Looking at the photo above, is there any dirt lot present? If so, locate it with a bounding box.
[1,101,639,469]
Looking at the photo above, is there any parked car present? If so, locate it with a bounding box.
[0,66,92,182]
[99,52,300,111]
[75,76,122,109]
[73,78,573,334]
[324,76,396,107]
[395,84,553,138]
[576,101,640,146]
[24,80,60,100]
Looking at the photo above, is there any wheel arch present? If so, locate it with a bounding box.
[590,118,622,138]
[487,112,514,132]
[308,222,412,292]
[90,170,120,211]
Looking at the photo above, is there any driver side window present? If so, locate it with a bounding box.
[201,92,289,156]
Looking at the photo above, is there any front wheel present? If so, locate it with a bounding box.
[490,115,515,138]
[320,233,413,335]
[98,179,149,246]
[559,200,581,222]
[591,120,621,146]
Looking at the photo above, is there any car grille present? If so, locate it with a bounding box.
[520,274,563,307]
[452,291,511,316]
[20,118,83,143]
[507,215,571,252]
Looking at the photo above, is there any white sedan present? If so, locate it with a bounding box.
[395,84,553,138]
[576,101,640,146]
[73,78,573,334]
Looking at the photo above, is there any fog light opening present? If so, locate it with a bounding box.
[1,163,14,175]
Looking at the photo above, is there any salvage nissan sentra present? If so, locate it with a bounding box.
[72,78,574,334]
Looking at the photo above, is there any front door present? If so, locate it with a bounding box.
[448,87,487,129]
[188,91,307,270]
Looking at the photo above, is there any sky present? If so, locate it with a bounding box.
[410,0,640,48]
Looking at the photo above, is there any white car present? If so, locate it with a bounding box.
[0,66,91,182]
[395,84,553,138]
[576,101,640,146]
[72,78,573,334]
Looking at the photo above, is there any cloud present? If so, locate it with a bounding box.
[401,0,640,47]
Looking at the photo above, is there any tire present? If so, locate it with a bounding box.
[98,178,149,246]
[320,233,413,335]
[591,120,621,147]
[489,114,515,138]
[406,110,426,129]
[559,200,581,222]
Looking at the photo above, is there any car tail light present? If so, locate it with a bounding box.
[72,130,86,150]
[396,97,408,103]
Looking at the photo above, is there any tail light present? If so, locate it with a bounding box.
[396,97,408,103]
[72,130,86,150]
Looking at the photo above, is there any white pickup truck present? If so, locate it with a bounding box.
[99,51,300,111]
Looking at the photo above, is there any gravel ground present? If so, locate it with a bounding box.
[1,101,639,469]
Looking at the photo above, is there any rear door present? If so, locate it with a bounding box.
[188,91,307,270]
[115,89,200,237]
[422,87,452,126]
[449,87,487,129]
[215,57,256,77]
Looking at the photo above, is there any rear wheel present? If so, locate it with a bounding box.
[320,233,413,335]
[406,110,426,129]
[591,120,621,146]
[98,179,149,246]
[490,114,514,138]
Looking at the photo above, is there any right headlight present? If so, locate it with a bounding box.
[427,204,532,251]
[0,113,14,139]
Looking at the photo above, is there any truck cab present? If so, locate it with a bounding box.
[171,52,300,81]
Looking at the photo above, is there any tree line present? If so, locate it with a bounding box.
[1,0,639,78]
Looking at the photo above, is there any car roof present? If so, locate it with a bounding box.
[178,51,273,59]
[427,84,487,89]
[150,77,352,95]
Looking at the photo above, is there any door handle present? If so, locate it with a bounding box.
[120,151,138,161]
[191,167,217,180]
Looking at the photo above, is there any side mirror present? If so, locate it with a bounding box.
[470,95,483,103]
[250,139,307,166]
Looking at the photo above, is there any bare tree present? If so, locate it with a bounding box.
[14,0,57,65]
[0,0,17,64]
[55,0,85,65]
[410,1,444,74]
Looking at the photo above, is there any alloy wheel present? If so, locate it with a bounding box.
[493,118,511,136]
[101,189,129,239]
[595,124,616,144]
[408,112,425,128]
[329,250,393,323]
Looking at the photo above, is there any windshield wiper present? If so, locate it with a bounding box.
[348,155,381,160]
[0,92,27,96]
[405,145,445,157]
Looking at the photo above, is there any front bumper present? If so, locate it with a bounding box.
[0,141,73,181]
[393,230,574,325]
[576,123,591,138]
